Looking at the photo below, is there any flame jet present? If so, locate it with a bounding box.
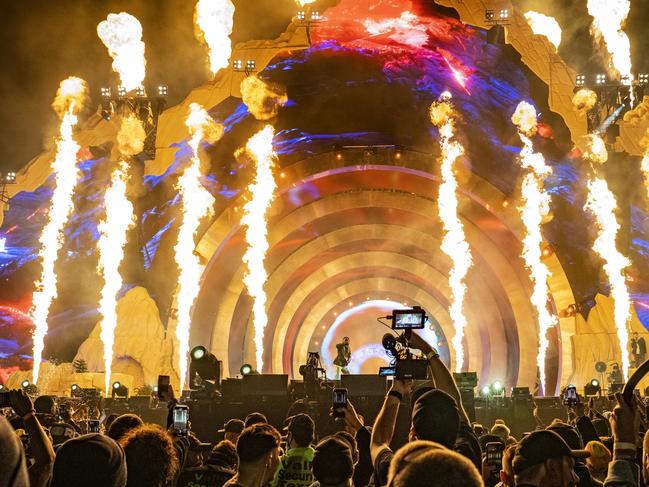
[98,13,147,92]
[31,77,88,383]
[241,126,278,373]
[512,101,558,394]
[430,92,472,372]
[194,0,236,76]
[524,11,562,50]
[587,0,633,98]
[583,133,632,379]
[95,115,143,394]
[175,103,222,390]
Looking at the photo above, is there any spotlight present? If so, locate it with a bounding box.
[240,364,253,375]
[112,381,129,399]
[499,9,509,20]
[189,345,221,388]
[485,9,495,22]
[153,386,159,393]
[191,346,206,361]
[297,10,306,21]
[70,384,79,396]
[100,87,112,98]
[335,151,343,161]
[157,85,168,96]
[575,74,586,87]
[0,384,5,391]
[491,380,504,397]
[21,380,38,395]
[584,378,601,396]
[246,60,256,71]
[3,172,16,184]
[311,11,321,21]
[117,85,127,97]
[481,385,491,396]
[639,74,649,85]
[135,86,146,97]
[233,59,243,71]
[596,74,606,85]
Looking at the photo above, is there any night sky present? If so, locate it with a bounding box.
[0,0,647,173]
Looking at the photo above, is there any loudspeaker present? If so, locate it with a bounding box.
[242,374,288,396]
[341,375,387,397]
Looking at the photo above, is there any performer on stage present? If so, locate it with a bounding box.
[631,332,646,367]
[333,336,351,379]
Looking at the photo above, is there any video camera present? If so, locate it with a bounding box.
[378,307,429,380]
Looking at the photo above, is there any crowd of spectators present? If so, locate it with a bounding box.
[1,334,647,486]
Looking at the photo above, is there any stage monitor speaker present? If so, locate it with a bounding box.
[341,375,387,397]
[242,374,288,396]
[128,396,152,410]
[221,378,242,401]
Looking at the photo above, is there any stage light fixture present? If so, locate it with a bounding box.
[240,364,253,375]
[485,9,495,22]
[499,9,509,20]
[135,86,146,97]
[576,74,586,87]
[335,151,343,161]
[0,384,5,391]
[596,74,606,85]
[246,60,256,71]
[191,346,206,361]
[117,85,127,97]
[71,384,79,395]
[153,386,158,393]
[100,87,112,98]
[158,85,168,96]
[297,10,306,21]
[233,59,243,71]
[639,74,649,85]
[190,345,221,388]
[4,172,16,184]
[481,385,491,396]
[311,11,321,21]
[112,381,129,398]
[21,380,38,395]
[584,378,601,396]
[491,380,504,397]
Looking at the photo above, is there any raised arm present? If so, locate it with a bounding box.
[370,379,412,463]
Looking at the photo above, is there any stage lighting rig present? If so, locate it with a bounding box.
[240,364,254,376]
[189,345,222,390]
[98,83,168,159]
[639,74,649,85]
[480,385,491,397]
[71,384,80,396]
[485,8,510,25]
[584,378,601,396]
[0,171,17,205]
[491,380,505,398]
[596,74,606,85]
[576,74,586,87]
[21,380,39,395]
[112,381,129,399]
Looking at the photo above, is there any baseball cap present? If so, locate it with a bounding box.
[411,389,460,446]
[219,419,245,434]
[513,430,590,475]
[312,436,354,485]
[285,414,315,434]
[546,421,584,449]
[244,412,268,428]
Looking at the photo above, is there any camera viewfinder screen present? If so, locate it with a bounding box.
[392,310,426,329]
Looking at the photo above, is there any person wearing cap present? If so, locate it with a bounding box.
[270,413,315,487]
[512,430,587,486]
[51,433,127,487]
[545,420,601,487]
[311,436,355,487]
[245,412,268,429]
[221,419,245,444]
[224,423,281,487]
[178,440,238,487]
[370,333,481,486]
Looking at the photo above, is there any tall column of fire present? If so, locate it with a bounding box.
[430,92,472,372]
[175,104,222,390]
[31,77,88,383]
[239,76,287,372]
[96,13,147,394]
[512,101,558,394]
[583,131,632,379]
[194,0,236,76]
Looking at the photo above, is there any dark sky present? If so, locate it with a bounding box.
[0,0,647,173]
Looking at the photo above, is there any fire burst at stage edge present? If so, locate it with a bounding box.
[1,0,649,398]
